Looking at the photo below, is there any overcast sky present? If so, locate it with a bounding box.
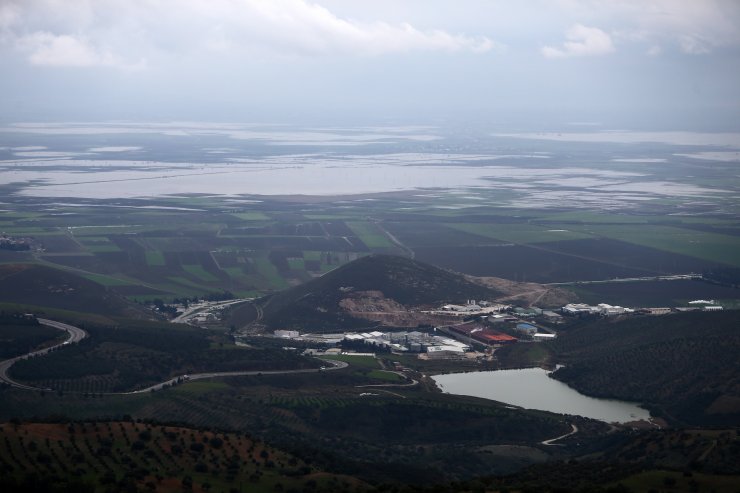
[1,0,739,128]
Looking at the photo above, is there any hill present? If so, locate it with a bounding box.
[548,310,740,426]
[0,264,149,319]
[245,255,507,332]
[7,318,318,393]
[0,420,361,493]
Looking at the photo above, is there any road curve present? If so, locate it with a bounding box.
[541,423,579,446]
[0,320,348,394]
[0,318,88,391]
[122,358,349,394]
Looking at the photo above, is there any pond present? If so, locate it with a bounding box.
[433,367,651,424]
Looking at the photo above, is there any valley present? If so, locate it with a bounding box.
[0,124,739,492]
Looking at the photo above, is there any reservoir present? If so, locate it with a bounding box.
[433,368,651,424]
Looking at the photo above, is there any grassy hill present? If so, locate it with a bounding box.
[250,254,506,332]
[548,310,740,426]
[0,264,149,319]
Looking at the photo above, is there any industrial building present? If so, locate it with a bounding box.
[562,303,634,316]
[426,345,466,359]
[450,323,518,345]
[343,330,470,355]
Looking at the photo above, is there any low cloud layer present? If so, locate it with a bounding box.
[0,0,495,70]
[0,1,738,125]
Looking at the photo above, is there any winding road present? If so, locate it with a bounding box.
[541,423,579,446]
[0,318,88,391]
[125,359,348,394]
[0,318,348,394]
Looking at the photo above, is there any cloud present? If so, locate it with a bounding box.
[678,35,711,55]
[551,0,740,55]
[646,44,662,56]
[542,23,615,58]
[0,0,496,70]
[17,32,145,70]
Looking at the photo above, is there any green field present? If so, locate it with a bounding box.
[82,273,135,286]
[230,211,270,221]
[182,263,220,282]
[574,224,740,266]
[321,354,380,369]
[366,369,404,382]
[0,186,738,300]
[450,223,594,244]
[287,257,305,270]
[144,250,166,266]
[254,255,289,289]
[347,221,395,249]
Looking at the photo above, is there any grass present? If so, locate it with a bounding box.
[496,342,554,368]
[223,266,246,278]
[346,221,394,249]
[230,211,270,221]
[321,354,380,369]
[82,273,135,286]
[77,236,123,253]
[575,224,740,267]
[253,255,288,289]
[145,250,166,266]
[367,370,404,382]
[168,276,214,292]
[182,264,220,282]
[450,223,593,244]
[287,257,305,270]
[303,250,322,261]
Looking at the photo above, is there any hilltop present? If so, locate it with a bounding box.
[238,255,508,332]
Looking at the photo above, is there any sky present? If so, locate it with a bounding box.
[1,0,739,128]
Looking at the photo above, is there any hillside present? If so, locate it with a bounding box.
[8,318,318,393]
[549,310,740,426]
[0,421,360,493]
[249,255,507,332]
[0,264,149,319]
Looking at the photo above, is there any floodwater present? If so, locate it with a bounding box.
[433,367,651,424]
[0,124,735,206]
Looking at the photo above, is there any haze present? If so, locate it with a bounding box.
[1,0,739,128]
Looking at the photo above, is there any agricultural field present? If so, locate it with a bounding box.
[0,167,738,305]
[569,278,740,307]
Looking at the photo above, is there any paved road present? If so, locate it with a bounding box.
[124,358,349,394]
[541,423,579,446]
[0,319,348,394]
[0,318,88,391]
[171,298,254,324]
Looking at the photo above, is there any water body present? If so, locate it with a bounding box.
[433,368,651,424]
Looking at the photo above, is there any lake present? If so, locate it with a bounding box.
[433,367,651,424]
